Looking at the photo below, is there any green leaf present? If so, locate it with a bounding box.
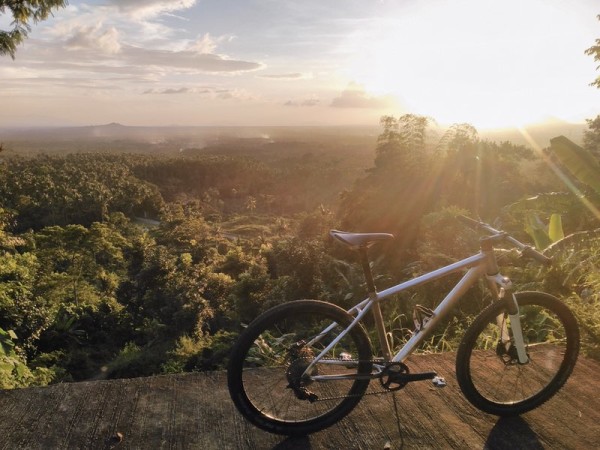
[15,363,27,379]
[550,136,600,194]
[548,214,565,242]
[525,213,552,250]
[0,362,14,372]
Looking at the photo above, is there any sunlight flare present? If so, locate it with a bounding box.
[343,0,599,128]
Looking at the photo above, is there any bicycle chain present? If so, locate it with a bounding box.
[314,385,402,402]
[288,358,406,402]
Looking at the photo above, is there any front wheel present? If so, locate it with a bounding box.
[456,291,579,416]
[227,300,373,435]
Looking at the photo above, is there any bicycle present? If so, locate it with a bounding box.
[227,216,580,436]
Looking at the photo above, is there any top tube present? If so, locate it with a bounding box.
[374,252,486,301]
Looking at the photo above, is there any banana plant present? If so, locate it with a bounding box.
[509,136,600,251]
[550,136,600,195]
[525,212,564,250]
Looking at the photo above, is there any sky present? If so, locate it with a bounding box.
[1,0,599,129]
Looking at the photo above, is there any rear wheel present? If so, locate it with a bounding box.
[227,300,372,435]
[456,292,579,415]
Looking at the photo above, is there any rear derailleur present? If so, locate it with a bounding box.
[286,341,319,402]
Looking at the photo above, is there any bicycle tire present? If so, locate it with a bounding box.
[227,300,372,435]
[456,291,579,416]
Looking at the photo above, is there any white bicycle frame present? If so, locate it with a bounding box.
[303,245,528,381]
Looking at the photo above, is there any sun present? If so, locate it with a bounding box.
[342,0,597,129]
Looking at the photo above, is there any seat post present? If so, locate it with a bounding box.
[358,247,392,359]
[358,247,377,294]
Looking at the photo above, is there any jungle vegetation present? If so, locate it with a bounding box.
[0,116,599,389]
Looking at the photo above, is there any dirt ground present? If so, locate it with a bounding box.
[0,353,598,449]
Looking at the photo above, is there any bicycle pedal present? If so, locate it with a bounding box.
[432,376,447,388]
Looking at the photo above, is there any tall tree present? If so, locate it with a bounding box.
[0,0,67,59]
[585,14,600,88]
[583,115,600,157]
[374,114,430,171]
[337,114,436,271]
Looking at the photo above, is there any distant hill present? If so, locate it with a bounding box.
[0,120,587,154]
[0,122,216,142]
[0,124,381,155]
[0,123,379,142]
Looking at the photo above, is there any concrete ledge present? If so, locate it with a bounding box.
[0,353,598,449]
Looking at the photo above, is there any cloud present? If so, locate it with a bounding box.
[259,73,307,80]
[122,46,263,73]
[65,25,122,54]
[143,86,256,100]
[284,97,320,107]
[38,10,260,74]
[108,0,198,18]
[188,33,235,54]
[19,36,262,76]
[330,85,396,109]
[0,75,126,94]
[4,0,266,105]
[144,87,194,94]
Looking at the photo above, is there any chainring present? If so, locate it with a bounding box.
[379,362,410,391]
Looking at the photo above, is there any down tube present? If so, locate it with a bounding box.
[392,266,484,362]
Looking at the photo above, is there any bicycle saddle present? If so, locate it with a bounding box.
[330,230,394,250]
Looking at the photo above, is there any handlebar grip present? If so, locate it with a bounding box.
[521,246,553,267]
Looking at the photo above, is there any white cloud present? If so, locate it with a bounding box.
[14,26,262,77]
[330,84,395,109]
[284,96,320,107]
[11,2,262,84]
[189,33,217,54]
[214,88,256,101]
[187,33,235,54]
[109,0,198,18]
[259,73,309,80]
[65,25,122,54]
[122,46,263,73]
[143,86,256,101]
[144,87,194,94]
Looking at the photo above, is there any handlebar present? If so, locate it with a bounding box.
[458,215,552,267]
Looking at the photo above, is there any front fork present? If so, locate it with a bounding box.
[487,273,529,364]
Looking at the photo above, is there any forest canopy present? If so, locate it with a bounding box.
[0,116,600,388]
